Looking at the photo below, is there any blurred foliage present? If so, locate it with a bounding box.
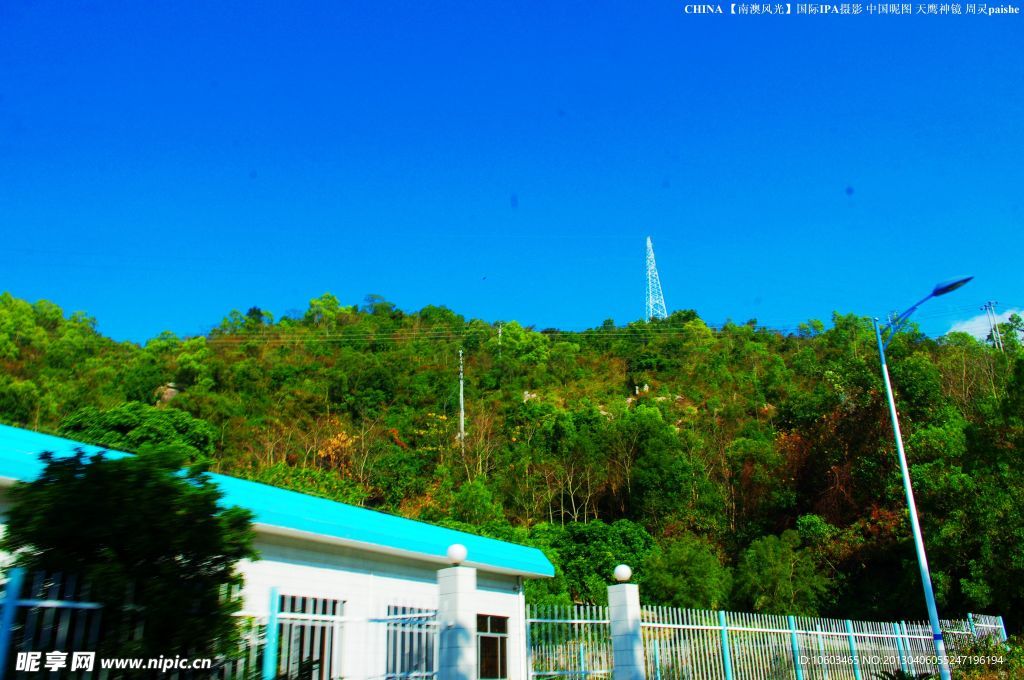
[1,446,255,661]
[1,291,1022,627]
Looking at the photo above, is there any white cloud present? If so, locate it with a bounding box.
[948,308,1022,341]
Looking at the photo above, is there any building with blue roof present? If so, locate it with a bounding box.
[0,423,553,679]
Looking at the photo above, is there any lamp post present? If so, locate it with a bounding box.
[872,276,972,680]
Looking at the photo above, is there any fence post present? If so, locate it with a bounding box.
[788,615,804,680]
[607,569,645,680]
[0,568,25,680]
[892,622,908,674]
[844,620,862,680]
[524,604,533,680]
[718,611,734,680]
[262,586,280,680]
[967,613,977,637]
[996,616,1008,642]
[814,624,829,680]
[900,621,916,675]
[438,558,478,680]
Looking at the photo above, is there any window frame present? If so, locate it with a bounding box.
[476,614,509,680]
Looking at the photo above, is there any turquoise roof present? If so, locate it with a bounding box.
[0,424,554,578]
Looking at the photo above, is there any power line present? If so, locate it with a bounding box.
[201,313,1010,347]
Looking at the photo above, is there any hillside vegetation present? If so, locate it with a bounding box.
[1,291,1022,628]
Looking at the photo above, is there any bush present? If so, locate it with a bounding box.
[950,633,1022,679]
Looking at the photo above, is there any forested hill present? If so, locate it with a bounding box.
[1,291,1022,628]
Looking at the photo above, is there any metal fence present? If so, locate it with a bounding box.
[241,594,439,680]
[0,568,246,680]
[374,605,439,680]
[0,570,440,680]
[0,569,1009,680]
[527,602,1008,680]
[220,617,266,680]
[0,568,104,679]
[526,605,613,678]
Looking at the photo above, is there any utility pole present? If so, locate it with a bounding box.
[981,301,1004,352]
[458,349,466,457]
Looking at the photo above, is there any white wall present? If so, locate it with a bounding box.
[0,487,532,679]
[239,531,529,679]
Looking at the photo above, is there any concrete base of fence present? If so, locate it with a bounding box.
[608,583,645,680]
[438,565,478,680]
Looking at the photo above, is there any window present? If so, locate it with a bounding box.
[477,615,508,680]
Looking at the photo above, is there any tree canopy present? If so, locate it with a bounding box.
[1,291,1021,627]
[1,445,256,659]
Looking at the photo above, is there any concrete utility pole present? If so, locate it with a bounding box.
[459,349,466,457]
[981,301,1004,352]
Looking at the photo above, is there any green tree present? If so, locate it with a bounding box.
[59,401,218,465]
[0,378,41,425]
[1,447,255,661]
[552,520,655,604]
[632,426,725,536]
[733,530,830,615]
[641,533,732,609]
[451,479,505,525]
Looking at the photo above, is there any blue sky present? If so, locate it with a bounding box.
[1,1,1021,342]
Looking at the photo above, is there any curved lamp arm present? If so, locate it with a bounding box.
[879,276,973,350]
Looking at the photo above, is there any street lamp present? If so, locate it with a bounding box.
[872,275,972,680]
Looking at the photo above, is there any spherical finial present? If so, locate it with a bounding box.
[447,543,468,565]
[613,564,632,583]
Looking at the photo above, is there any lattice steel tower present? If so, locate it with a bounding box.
[645,236,668,321]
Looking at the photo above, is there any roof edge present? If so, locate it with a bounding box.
[254,523,552,579]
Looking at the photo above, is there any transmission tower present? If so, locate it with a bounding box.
[645,237,668,321]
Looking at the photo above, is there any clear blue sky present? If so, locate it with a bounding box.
[2,1,1021,342]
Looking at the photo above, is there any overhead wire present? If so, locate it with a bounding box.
[199,305,1017,347]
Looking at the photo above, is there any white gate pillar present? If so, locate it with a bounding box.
[608,565,645,680]
[438,545,478,680]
